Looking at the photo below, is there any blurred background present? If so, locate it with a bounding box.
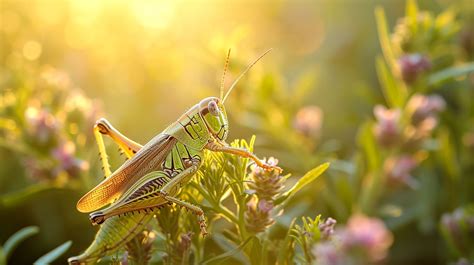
[1,0,473,264]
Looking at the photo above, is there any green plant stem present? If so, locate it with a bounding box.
[191,183,239,224]
[214,203,239,224]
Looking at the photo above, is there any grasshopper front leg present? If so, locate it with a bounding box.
[206,140,283,172]
[158,161,208,235]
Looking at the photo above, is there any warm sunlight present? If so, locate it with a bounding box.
[1,0,473,264]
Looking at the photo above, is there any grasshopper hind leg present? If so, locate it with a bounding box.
[88,162,209,236]
[95,118,142,158]
[68,119,146,265]
[94,118,143,179]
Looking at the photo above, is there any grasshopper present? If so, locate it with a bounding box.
[68,49,281,264]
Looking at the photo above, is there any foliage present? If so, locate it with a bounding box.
[0,226,71,265]
[139,138,329,264]
[0,0,473,264]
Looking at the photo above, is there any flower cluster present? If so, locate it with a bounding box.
[313,215,393,265]
[0,67,99,183]
[245,157,284,233]
[373,92,445,187]
[293,106,323,140]
[441,206,474,260]
[373,106,401,148]
[290,215,337,264]
[318,217,337,239]
[397,54,431,84]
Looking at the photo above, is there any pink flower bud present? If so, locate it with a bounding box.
[25,106,58,146]
[406,94,445,125]
[384,155,418,187]
[398,54,431,84]
[373,105,401,148]
[319,217,337,239]
[257,199,274,213]
[52,141,88,178]
[313,242,342,265]
[294,106,323,139]
[339,215,393,262]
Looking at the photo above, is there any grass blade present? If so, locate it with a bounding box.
[428,63,474,86]
[34,241,72,265]
[3,226,39,259]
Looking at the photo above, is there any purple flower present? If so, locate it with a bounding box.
[398,54,432,84]
[293,106,323,139]
[245,157,283,233]
[441,207,474,256]
[25,106,59,146]
[373,105,401,148]
[245,197,275,233]
[258,199,274,213]
[248,157,284,201]
[52,141,88,178]
[406,94,446,126]
[339,215,393,262]
[384,155,418,188]
[313,215,392,264]
[319,217,337,239]
[313,241,343,265]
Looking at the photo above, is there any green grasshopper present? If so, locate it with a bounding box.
[68,49,281,264]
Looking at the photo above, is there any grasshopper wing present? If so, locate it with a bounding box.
[77,134,177,213]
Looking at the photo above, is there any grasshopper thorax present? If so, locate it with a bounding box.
[199,97,229,141]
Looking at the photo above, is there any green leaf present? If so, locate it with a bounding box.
[375,6,396,71]
[202,236,255,265]
[34,241,72,265]
[428,63,474,86]
[357,121,381,172]
[376,56,407,108]
[275,163,329,205]
[3,226,39,260]
[357,121,384,214]
[436,128,460,180]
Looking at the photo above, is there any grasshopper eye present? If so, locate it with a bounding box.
[208,101,220,116]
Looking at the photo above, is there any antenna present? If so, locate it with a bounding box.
[220,49,232,100]
[222,48,272,103]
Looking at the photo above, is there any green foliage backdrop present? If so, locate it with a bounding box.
[0,0,473,264]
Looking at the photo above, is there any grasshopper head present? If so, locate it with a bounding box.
[199,97,229,141]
